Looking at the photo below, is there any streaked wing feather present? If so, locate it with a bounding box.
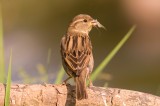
[61,33,92,75]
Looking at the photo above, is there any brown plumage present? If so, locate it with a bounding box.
[60,14,104,100]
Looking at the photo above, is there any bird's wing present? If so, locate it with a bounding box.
[61,33,92,76]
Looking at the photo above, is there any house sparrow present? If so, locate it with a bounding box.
[60,14,104,100]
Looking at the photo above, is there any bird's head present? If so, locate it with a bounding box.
[68,14,105,34]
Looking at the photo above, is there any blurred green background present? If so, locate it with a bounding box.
[1,0,160,96]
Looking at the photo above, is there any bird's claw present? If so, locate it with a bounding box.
[62,82,70,86]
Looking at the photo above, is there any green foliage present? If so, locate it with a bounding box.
[36,64,49,83]
[0,3,5,83]
[18,68,34,83]
[54,66,65,84]
[91,25,136,81]
[5,49,12,106]
[35,48,51,83]
[18,48,51,83]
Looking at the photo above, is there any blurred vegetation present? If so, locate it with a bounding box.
[18,68,34,83]
[54,66,65,84]
[91,25,136,81]
[0,3,5,83]
[5,49,12,106]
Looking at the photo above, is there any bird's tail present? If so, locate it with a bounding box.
[75,69,88,100]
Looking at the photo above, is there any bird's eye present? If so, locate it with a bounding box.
[83,19,87,22]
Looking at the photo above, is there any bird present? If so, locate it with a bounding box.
[60,14,105,100]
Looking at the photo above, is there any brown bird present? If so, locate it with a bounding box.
[60,14,104,100]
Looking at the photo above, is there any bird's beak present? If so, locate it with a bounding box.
[91,19,105,29]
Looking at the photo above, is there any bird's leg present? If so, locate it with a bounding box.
[88,75,93,88]
[62,76,72,85]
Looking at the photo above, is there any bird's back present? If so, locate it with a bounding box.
[61,32,92,76]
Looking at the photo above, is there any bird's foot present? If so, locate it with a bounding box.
[62,81,70,86]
